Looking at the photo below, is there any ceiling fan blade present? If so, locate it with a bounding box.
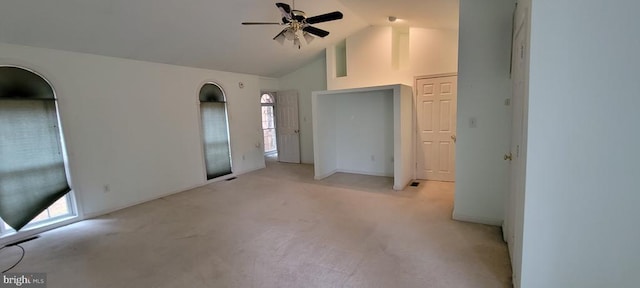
[305,11,343,24]
[273,29,287,40]
[242,22,282,25]
[303,26,330,38]
[276,3,292,20]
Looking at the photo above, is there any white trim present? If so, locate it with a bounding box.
[83,166,264,219]
[393,183,409,191]
[83,183,204,219]
[314,169,338,180]
[314,169,395,181]
[414,73,458,82]
[239,165,266,174]
[0,216,79,247]
[452,210,503,226]
[336,169,393,178]
[203,165,265,185]
[85,169,252,219]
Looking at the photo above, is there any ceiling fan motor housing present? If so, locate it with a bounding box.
[291,10,306,22]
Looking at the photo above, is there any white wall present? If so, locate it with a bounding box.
[453,0,514,225]
[311,93,337,179]
[326,26,458,90]
[0,43,270,218]
[336,90,394,176]
[395,85,415,191]
[519,0,640,287]
[313,90,394,178]
[259,77,280,92]
[278,56,327,164]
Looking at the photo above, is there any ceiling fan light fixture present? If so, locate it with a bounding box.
[293,37,301,49]
[303,32,315,44]
[244,2,344,49]
[274,33,286,45]
[284,28,296,41]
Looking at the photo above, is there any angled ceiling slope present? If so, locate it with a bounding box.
[0,0,368,77]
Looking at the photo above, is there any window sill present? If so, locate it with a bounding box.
[0,215,80,247]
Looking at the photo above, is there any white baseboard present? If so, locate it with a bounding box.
[85,167,264,219]
[452,210,503,226]
[393,181,410,191]
[336,169,393,178]
[315,169,338,180]
[84,182,206,219]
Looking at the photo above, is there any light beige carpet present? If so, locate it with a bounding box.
[0,161,512,287]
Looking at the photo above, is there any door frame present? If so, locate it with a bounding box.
[413,73,458,181]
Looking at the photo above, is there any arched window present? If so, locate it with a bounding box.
[261,93,274,104]
[199,83,232,180]
[0,66,73,232]
[260,93,277,154]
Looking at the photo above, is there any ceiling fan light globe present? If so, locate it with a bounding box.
[284,29,296,41]
[303,32,315,44]
[293,37,301,48]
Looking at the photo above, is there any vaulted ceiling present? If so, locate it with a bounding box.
[0,0,458,77]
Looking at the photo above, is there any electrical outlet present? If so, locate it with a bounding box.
[469,117,478,128]
[370,155,375,161]
[104,184,110,193]
[242,155,246,161]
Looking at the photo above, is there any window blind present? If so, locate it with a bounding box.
[0,99,71,231]
[199,84,232,180]
[0,68,71,231]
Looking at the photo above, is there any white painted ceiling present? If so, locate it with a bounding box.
[0,0,458,77]
[340,0,459,30]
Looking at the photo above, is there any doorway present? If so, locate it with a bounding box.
[415,74,458,182]
[274,90,301,163]
[261,93,277,160]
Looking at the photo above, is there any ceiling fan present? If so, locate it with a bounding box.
[242,1,344,49]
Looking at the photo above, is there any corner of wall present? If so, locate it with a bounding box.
[277,55,328,164]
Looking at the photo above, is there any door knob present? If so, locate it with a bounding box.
[451,135,457,143]
[504,152,513,161]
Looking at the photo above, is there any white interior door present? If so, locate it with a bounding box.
[504,6,529,284]
[416,75,457,181]
[275,90,301,163]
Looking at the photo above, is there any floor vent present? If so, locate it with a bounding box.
[410,182,420,187]
[226,177,237,181]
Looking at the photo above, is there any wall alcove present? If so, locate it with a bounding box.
[312,84,414,190]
